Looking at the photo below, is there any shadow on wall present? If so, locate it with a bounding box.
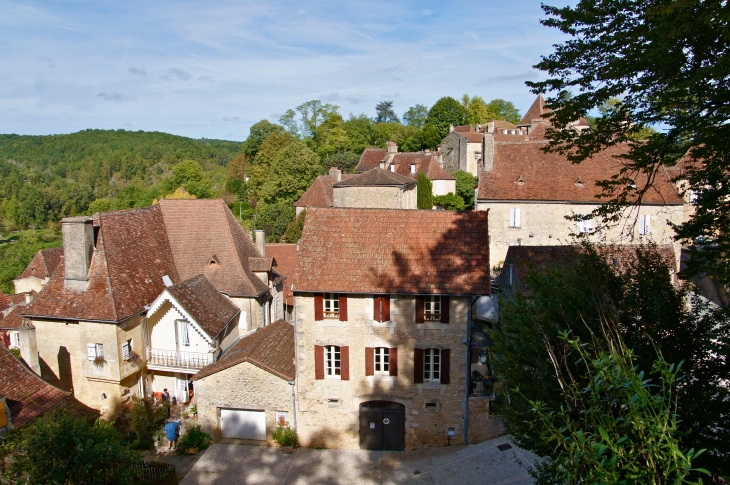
[39,346,73,393]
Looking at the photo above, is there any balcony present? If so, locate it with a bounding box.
[145,348,214,372]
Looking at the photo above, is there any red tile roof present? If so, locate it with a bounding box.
[266,244,298,305]
[518,94,550,126]
[0,342,68,427]
[7,293,30,306]
[16,247,63,281]
[295,174,357,209]
[0,306,25,330]
[166,275,240,338]
[160,199,269,297]
[458,132,485,143]
[355,148,388,172]
[453,125,476,133]
[333,167,417,187]
[192,319,295,381]
[480,120,518,133]
[390,153,456,181]
[477,142,683,204]
[294,208,490,295]
[0,293,11,313]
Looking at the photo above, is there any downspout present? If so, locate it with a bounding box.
[288,380,297,430]
[464,295,477,445]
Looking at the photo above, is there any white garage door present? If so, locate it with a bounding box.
[220,409,266,440]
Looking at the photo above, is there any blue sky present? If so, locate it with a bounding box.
[0,1,569,141]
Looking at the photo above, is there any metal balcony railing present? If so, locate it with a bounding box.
[145,348,213,370]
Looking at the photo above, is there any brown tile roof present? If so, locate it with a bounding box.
[0,294,11,313]
[333,167,417,187]
[24,205,179,322]
[192,319,295,381]
[295,174,358,208]
[16,247,63,281]
[477,142,683,204]
[266,244,298,304]
[166,275,239,338]
[480,120,518,133]
[390,153,456,181]
[458,132,485,143]
[8,293,29,306]
[159,199,269,297]
[0,306,26,330]
[294,208,490,295]
[453,125,476,133]
[0,342,68,427]
[518,94,550,126]
[355,148,388,172]
[248,257,273,272]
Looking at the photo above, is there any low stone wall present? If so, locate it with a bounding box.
[468,397,505,444]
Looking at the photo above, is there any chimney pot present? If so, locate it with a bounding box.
[19,323,41,375]
[379,160,386,170]
[255,230,266,257]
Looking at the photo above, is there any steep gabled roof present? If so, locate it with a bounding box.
[518,94,551,126]
[0,293,11,313]
[0,343,68,427]
[453,125,476,133]
[333,167,417,187]
[355,148,388,172]
[164,275,240,338]
[192,319,295,381]
[295,174,358,209]
[294,208,490,295]
[16,247,63,282]
[266,244,298,304]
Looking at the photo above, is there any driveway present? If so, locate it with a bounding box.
[179,436,537,485]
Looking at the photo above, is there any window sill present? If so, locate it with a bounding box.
[416,382,447,396]
[367,375,396,389]
[416,321,449,336]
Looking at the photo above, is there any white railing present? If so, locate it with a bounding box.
[145,348,213,370]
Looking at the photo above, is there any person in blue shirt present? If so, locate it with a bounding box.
[164,420,180,450]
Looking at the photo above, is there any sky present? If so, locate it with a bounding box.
[0,1,570,141]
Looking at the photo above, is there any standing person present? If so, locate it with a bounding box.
[164,420,180,451]
[161,388,170,417]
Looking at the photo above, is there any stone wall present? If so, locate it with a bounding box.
[467,397,505,444]
[333,186,414,210]
[475,200,684,269]
[441,132,466,173]
[194,361,293,443]
[294,293,497,450]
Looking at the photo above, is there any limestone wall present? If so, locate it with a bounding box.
[334,186,407,209]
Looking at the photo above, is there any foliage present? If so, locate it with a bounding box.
[528,1,730,285]
[321,152,360,175]
[402,104,429,128]
[130,396,167,448]
[257,142,322,206]
[454,170,478,208]
[190,404,197,415]
[241,120,285,158]
[164,187,196,199]
[272,422,298,448]
[491,244,730,474]
[461,95,491,126]
[425,97,467,139]
[170,160,213,199]
[283,210,306,243]
[526,328,709,484]
[3,412,141,485]
[177,424,211,454]
[279,100,339,139]
[417,172,433,210]
[255,201,296,243]
[9,347,21,359]
[0,230,62,293]
[484,99,521,125]
[433,193,466,210]
[314,112,350,159]
[375,101,400,124]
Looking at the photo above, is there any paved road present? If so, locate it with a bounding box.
[180,436,537,485]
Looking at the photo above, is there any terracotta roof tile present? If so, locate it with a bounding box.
[0,294,11,313]
[192,319,295,381]
[166,275,240,338]
[477,142,683,204]
[458,132,485,143]
[355,148,388,172]
[0,343,68,427]
[518,94,550,126]
[294,208,490,295]
[8,294,29,306]
[480,120,518,133]
[0,306,26,330]
[295,174,358,208]
[266,244,298,304]
[333,167,417,187]
[453,125,476,133]
[248,257,273,272]
[16,247,63,281]
[390,154,456,181]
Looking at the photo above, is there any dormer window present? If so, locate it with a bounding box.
[390,165,395,172]
[410,164,416,174]
[629,180,637,189]
[208,255,220,266]
[514,175,526,186]
[575,177,585,187]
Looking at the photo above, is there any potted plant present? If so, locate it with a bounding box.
[125,350,143,367]
[93,355,107,368]
[190,403,198,419]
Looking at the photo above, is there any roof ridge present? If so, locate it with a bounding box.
[97,213,120,322]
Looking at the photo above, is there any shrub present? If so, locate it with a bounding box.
[177,424,211,454]
[272,418,298,448]
[130,396,167,444]
[433,193,466,210]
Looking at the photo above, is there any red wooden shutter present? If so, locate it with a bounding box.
[339,295,348,321]
[440,349,450,384]
[365,347,375,376]
[413,348,424,383]
[373,296,382,322]
[440,296,450,323]
[314,345,325,380]
[389,347,398,376]
[415,296,425,323]
[340,346,350,380]
[314,294,324,321]
[382,295,391,322]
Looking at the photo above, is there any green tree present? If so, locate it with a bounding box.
[314,112,351,159]
[255,201,296,242]
[258,142,322,205]
[375,101,400,124]
[402,104,429,129]
[0,231,62,293]
[87,198,112,215]
[454,170,478,208]
[528,1,730,284]
[461,95,491,125]
[129,396,167,449]
[171,160,213,198]
[283,210,306,243]
[485,99,521,124]
[432,193,466,210]
[344,114,375,154]
[248,132,297,201]
[321,152,360,174]
[417,172,433,209]
[283,100,339,139]
[241,120,285,158]
[4,413,141,485]
[425,97,467,139]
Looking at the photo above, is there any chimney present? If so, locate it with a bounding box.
[449,124,454,133]
[329,167,342,183]
[61,216,94,291]
[19,321,41,375]
[488,121,495,133]
[24,292,33,304]
[386,142,398,155]
[255,229,266,257]
[380,160,386,170]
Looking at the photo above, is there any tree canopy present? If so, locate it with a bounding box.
[402,104,428,128]
[374,101,400,124]
[528,0,730,284]
[425,97,467,139]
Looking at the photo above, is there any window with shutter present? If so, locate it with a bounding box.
[340,346,349,381]
[325,345,341,379]
[324,294,340,319]
[338,295,348,321]
[314,294,324,321]
[424,296,441,321]
[389,347,398,376]
[415,296,425,323]
[413,348,424,383]
[365,347,375,376]
[122,339,131,360]
[374,347,390,375]
[373,295,391,322]
[440,296,450,323]
[95,343,104,358]
[87,343,97,361]
[424,348,441,383]
[441,349,450,384]
[314,345,325,379]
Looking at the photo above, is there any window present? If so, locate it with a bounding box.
[374,347,390,375]
[276,411,289,427]
[324,293,339,319]
[424,295,441,321]
[178,319,191,347]
[10,331,20,349]
[508,263,514,287]
[122,339,132,360]
[390,165,395,172]
[689,190,698,205]
[509,208,521,228]
[325,345,341,378]
[87,343,104,360]
[577,218,593,234]
[410,164,416,174]
[424,348,441,383]
[639,215,649,234]
[263,300,271,326]
[475,151,482,161]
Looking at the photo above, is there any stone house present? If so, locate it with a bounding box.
[192,318,295,443]
[294,168,357,215]
[440,125,485,175]
[18,199,284,416]
[265,243,299,321]
[515,94,590,136]
[291,208,502,451]
[332,168,418,210]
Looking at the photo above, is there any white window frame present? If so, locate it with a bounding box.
[10,331,20,349]
[374,347,390,375]
[324,293,339,319]
[122,339,132,360]
[178,319,191,347]
[410,164,416,174]
[325,345,341,379]
[88,343,104,360]
[424,348,441,383]
[424,295,441,321]
[390,165,395,172]
[276,410,290,427]
[577,218,593,234]
[640,215,651,235]
[509,208,521,228]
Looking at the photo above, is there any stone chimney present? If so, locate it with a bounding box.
[449,124,454,133]
[61,216,94,291]
[487,121,495,133]
[379,160,386,170]
[386,142,398,155]
[255,229,266,257]
[329,167,342,183]
[482,134,495,173]
[19,321,41,375]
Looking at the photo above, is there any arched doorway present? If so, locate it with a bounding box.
[359,401,406,451]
